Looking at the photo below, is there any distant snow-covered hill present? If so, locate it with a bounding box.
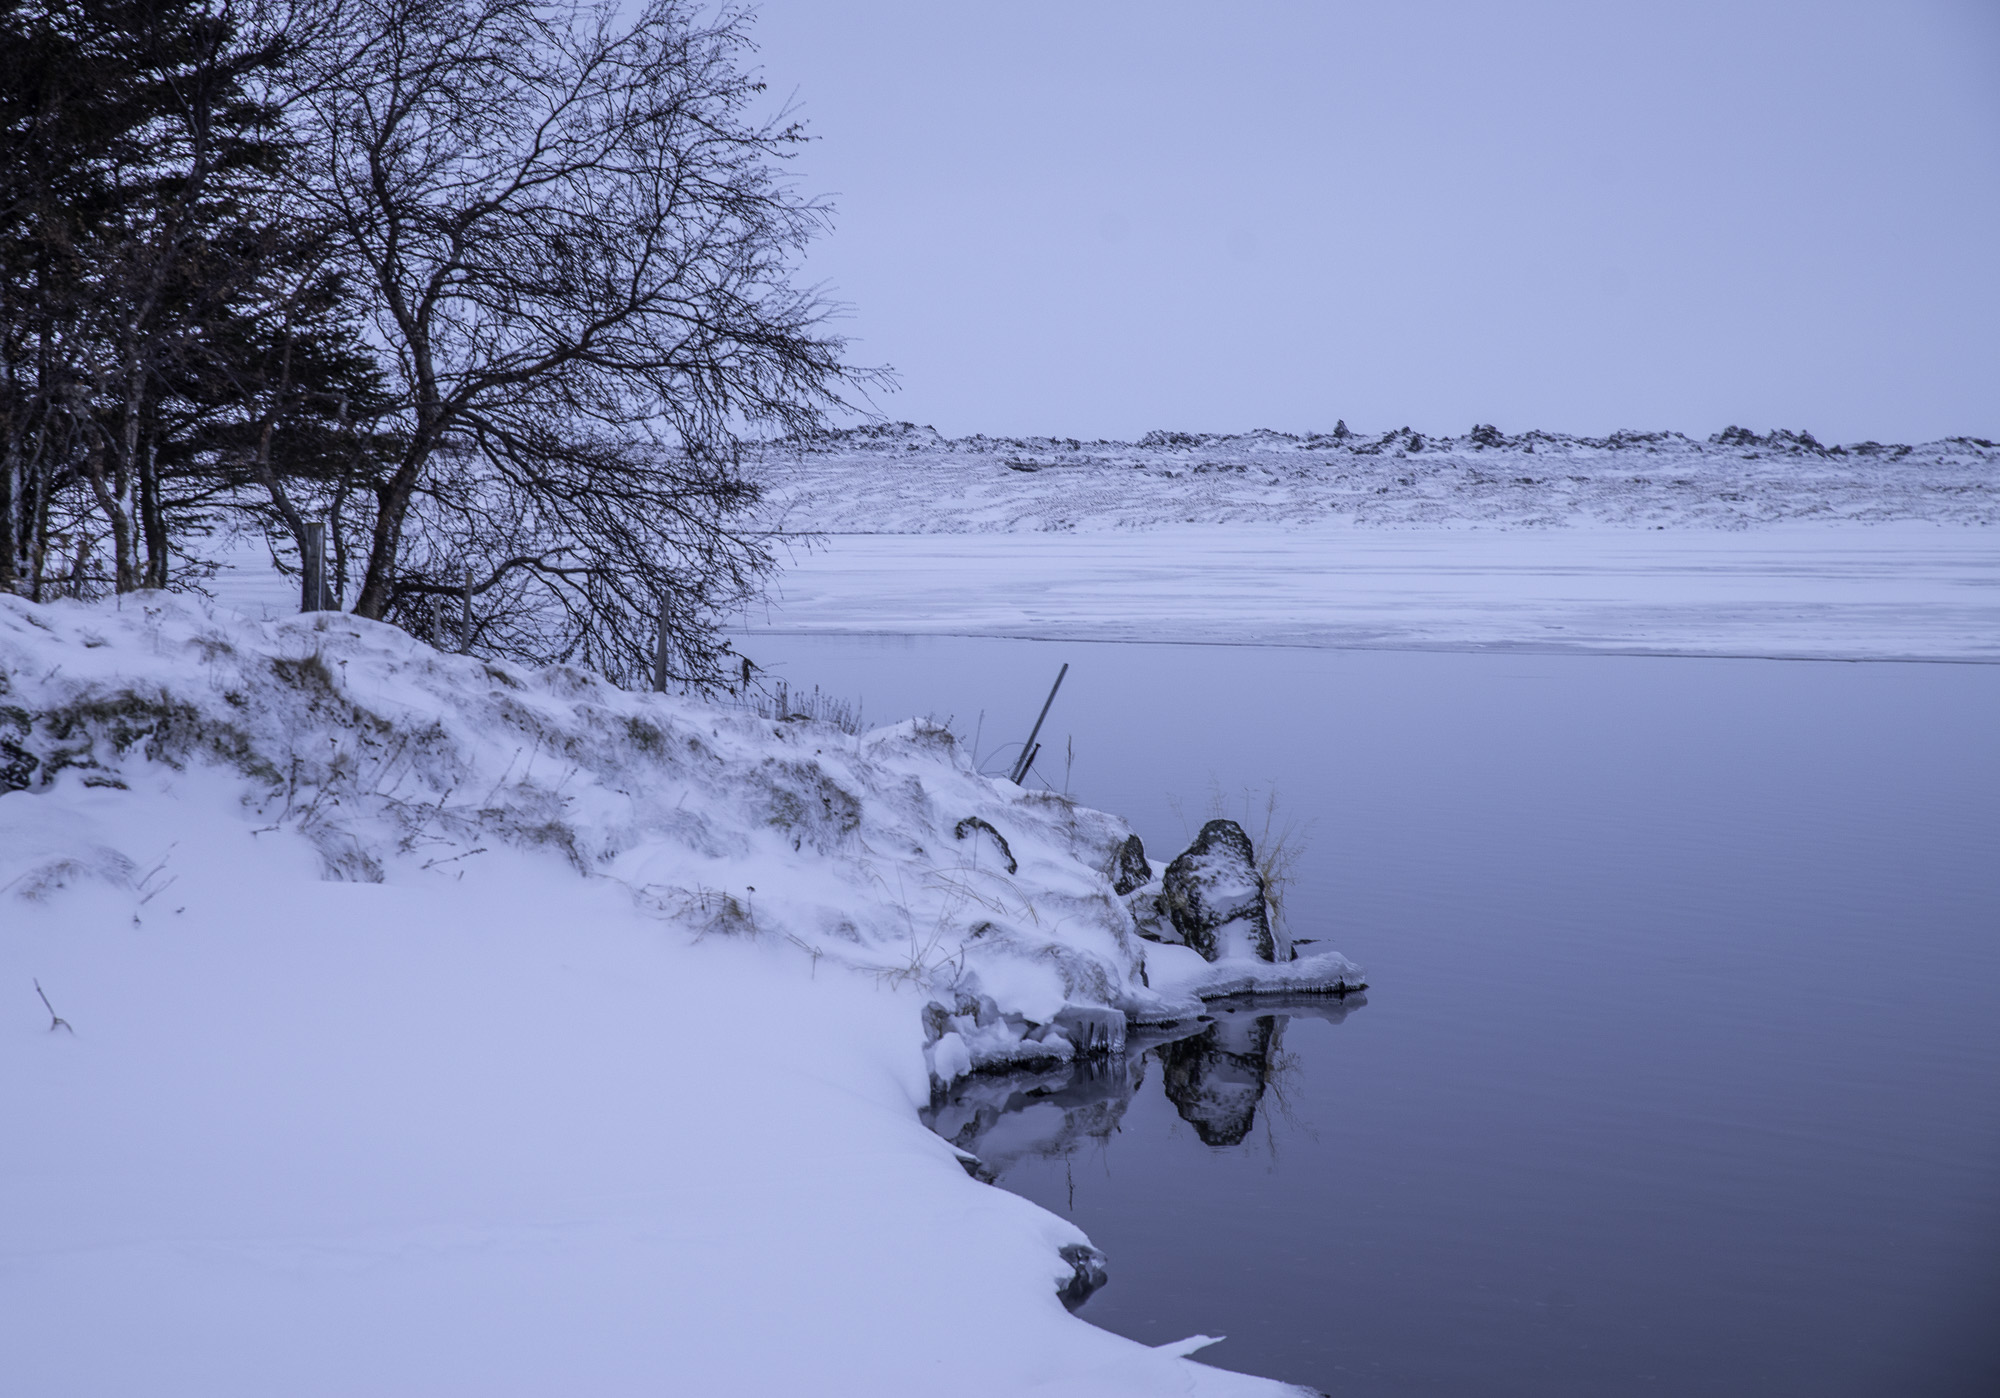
[754,423,1998,533]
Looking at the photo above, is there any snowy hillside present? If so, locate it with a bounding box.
[1,594,1347,1397]
[754,423,1998,533]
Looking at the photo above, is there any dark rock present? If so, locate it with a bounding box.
[952,1150,997,1184]
[0,737,37,793]
[1110,833,1150,896]
[952,816,1017,874]
[1056,1243,1109,1311]
[921,1000,951,1045]
[1162,819,1277,962]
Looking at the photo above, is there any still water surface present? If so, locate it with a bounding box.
[737,632,2000,1396]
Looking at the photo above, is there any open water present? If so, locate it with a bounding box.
[735,631,2000,1396]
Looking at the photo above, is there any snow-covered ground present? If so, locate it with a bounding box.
[738,426,1999,663]
[1,595,1338,1396]
[753,423,1998,533]
[9,420,1988,1393]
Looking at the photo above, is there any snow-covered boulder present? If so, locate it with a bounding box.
[1109,832,1151,895]
[1162,819,1286,963]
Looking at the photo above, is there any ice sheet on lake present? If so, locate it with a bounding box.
[747,522,1999,663]
[737,424,1995,662]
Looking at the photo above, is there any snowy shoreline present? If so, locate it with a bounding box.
[2,594,1340,1396]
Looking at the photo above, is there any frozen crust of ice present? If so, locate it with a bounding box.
[1142,945,1368,1004]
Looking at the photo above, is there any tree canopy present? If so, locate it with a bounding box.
[1,0,878,687]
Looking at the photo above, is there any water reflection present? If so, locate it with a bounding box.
[924,994,1366,1175]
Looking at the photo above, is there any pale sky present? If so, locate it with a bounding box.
[746,1,2000,443]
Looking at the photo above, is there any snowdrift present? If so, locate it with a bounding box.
[1,593,1354,1396]
[0,594,1358,1079]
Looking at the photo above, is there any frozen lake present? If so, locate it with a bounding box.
[733,632,2000,1397]
[750,524,2000,662]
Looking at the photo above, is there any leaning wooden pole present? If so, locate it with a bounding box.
[1010,662,1068,785]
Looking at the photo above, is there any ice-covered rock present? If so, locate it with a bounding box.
[1056,1242,1109,1310]
[1162,819,1286,963]
[1110,832,1151,895]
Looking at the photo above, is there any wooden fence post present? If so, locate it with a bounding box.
[300,521,326,612]
[460,566,472,653]
[653,610,669,693]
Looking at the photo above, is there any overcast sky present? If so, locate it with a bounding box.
[744,1,2000,443]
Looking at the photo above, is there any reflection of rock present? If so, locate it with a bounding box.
[1057,1243,1109,1311]
[924,996,1368,1168]
[1162,819,1283,962]
[922,1051,1151,1177]
[1203,990,1367,1024]
[1156,1012,1283,1146]
[1110,833,1151,896]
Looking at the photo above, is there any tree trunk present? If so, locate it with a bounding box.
[139,422,170,589]
[0,436,17,596]
[352,440,428,620]
[79,422,133,594]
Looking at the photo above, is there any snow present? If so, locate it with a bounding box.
[737,425,1998,664]
[14,418,1984,1391]
[748,521,1998,662]
[1,593,1334,1396]
[754,423,1998,534]
[196,425,1996,664]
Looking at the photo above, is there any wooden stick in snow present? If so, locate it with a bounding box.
[1010,663,1068,784]
[34,979,73,1035]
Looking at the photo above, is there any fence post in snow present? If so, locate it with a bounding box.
[299,522,326,612]
[460,567,472,653]
[653,610,669,693]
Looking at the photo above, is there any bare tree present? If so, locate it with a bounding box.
[291,0,877,684]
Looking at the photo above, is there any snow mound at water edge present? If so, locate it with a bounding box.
[0,593,1360,1085]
